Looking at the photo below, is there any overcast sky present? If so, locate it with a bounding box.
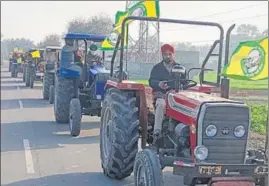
[1,1,268,45]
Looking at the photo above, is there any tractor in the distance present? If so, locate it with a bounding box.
[54,34,110,137]
[99,16,268,186]
[23,48,45,88]
[10,51,24,78]
[41,46,62,101]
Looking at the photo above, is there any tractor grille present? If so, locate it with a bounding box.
[200,103,250,164]
[96,73,110,82]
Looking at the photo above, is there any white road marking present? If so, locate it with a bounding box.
[17,86,20,91]
[23,139,35,174]
[19,100,23,109]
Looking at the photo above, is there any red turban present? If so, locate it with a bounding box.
[161,44,175,53]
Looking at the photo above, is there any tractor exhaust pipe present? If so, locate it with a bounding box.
[221,24,235,99]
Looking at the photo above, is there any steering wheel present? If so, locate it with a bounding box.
[183,79,197,89]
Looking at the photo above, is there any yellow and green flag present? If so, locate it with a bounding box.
[101,0,160,51]
[31,50,41,58]
[222,37,268,80]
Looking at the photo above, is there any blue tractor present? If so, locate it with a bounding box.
[54,33,110,136]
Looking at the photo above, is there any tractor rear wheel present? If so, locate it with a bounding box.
[25,66,33,87]
[23,68,26,82]
[42,72,54,100]
[134,149,164,186]
[49,85,55,104]
[54,77,75,123]
[100,88,139,179]
[69,98,82,137]
[29,73,35,88]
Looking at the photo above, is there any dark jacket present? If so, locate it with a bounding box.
[149,61,187,94]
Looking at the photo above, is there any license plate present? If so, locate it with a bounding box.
[199,166,222,175]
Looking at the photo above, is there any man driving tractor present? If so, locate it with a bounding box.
[149,44,186,139]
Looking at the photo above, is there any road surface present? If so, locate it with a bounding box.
[1,66,186,186]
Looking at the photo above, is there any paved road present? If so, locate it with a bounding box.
[1,66,185,186]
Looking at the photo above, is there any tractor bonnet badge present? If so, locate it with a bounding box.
[221,127,230,135]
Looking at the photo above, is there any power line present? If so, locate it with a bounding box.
[163,14,268,32]
[189,2,267,20]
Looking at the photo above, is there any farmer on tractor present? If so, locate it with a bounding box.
[149,44,187,139]
[61,37,82,74]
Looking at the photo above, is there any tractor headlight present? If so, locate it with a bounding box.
[194,146,208,161]
[234,125,245,138]
[205,125,217,137]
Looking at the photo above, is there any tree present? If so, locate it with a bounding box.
[67,18,88,34]
[37,34,61,48]
[66,14,113,35]
[1,38,35,59]
[262,29,268,37]
[236,24,260,37]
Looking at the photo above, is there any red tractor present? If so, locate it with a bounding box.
[99,16,268,186]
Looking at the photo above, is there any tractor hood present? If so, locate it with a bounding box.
[169,91,241,106]
[166,91,245,124]
[88,65,110,75]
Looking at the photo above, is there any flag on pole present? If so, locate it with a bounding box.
[222,37,268,80]
[31,50,41,58]
[101,0,160,51]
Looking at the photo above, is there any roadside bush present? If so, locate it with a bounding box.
[247,103,268,135]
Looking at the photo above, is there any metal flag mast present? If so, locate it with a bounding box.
[125,0,160,64]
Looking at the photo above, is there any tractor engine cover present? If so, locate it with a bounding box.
[166,91,250,164]
[88,65,110,99]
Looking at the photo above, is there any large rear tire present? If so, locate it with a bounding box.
[42,72,54,100]
[11,64,15,77]
[100,88,139,179]
[134,149,164,186]
[54,77,75,123]
[49,85,55,104]
[25,66,31,87]
[69,98,82,137]
[29,73,35,88]
[23,68,26,82]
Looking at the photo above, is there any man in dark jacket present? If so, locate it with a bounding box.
[149,44,182,138]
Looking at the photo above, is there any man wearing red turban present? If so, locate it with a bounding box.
[148,44,185,139]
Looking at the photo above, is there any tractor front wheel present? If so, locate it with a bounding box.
[259,176,268,186]
[42,72,54,100]
[69,98,82,137]
[134,149,164,186]
[54,77,75,123]
[100,88,139,179]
